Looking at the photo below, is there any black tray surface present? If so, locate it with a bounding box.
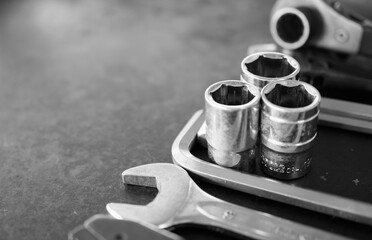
[191,125,372,204]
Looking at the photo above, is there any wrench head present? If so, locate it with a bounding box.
[106,163,192,227]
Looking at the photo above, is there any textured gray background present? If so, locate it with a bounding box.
[0,1,273,239]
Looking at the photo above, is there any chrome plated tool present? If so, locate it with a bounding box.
[270,0,372,56]
[68,214,183,240]
[172,110,372,226]
[260,80,321,179]
[247,44,372,134]
[107,163,350,240]
[241,51,300,90]
[205,80,260,169]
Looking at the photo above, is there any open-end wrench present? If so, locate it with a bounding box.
[107,163,350,240]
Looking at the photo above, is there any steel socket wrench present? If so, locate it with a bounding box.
[270,7,319,51]
[205,80,260,170]
[260,80,321,179]
[241,51,300,90]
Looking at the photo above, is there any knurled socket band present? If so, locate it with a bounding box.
[260,80,321,179]
[205,80,260,170]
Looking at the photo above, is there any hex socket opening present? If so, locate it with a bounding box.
[276,12,305,44]
[210,84,255,106]
[245,55,296,78]
[265,84,315,108]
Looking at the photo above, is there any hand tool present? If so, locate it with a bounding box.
[205,80,260,170]
[270,0,372,56]
[173,110,372,226]
[241,51,299,90]
[107,163,350,240]
[247,44,372,135]
[260,80,321,179]
[68,214,184,240]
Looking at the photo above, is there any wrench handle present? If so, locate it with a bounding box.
[190,201,349,240]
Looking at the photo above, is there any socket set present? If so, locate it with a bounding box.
[71,1,372,238]
[172,45,372,228]
[171,49,372,227]
[172,0,372,227]
[171,49,372,226]
[172,109,372,226]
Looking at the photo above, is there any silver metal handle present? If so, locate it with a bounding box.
[190,201,350,240]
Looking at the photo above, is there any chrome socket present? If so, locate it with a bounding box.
[260,80,321,179]
[205,80,260,170]
[241,52,300,90]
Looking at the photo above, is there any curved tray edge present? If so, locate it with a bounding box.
[172,110,372,226]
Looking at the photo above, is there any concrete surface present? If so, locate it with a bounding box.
[0,1,371,240]
[0,1,273,239]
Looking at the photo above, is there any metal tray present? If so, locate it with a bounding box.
[172,110,372,226]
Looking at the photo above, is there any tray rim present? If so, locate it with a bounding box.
[172,109,372,226]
